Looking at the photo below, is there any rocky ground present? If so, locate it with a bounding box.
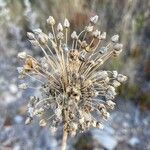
[0,54,150,150]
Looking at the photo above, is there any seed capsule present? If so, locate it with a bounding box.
[90,15,99,24]
[47,16,55,25]
[64,18,70,28]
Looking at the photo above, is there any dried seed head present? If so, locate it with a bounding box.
[18,15,127,134]
[71,31,78,39]
[57,23,63,32]
[111,34,119,43]
[64,18,70,28]
[47,16,55,25]
[17,52,27,59]
[90,15,99,24]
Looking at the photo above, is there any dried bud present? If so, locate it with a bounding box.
[64,18,70,28]
[47,16,55,25]
[111,34,119,43]
[71,31,78,39]
[27,32,35,40]
[90,15,99,24]
[17,52,27,59]
[57,23,63,32]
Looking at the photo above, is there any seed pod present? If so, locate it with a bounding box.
[57,23,63,32]
[57,32,64,40]
[106,100,116,109]
[81,41,88,48]
[117,74,127,82]
[99,32,106,40]
[48,32,54,40]
[90,15,99,24]
[114,43,123,51]
[47,16,55,25]
[111,34,119,43]
[38,33,48,45]
[93,30,101,38]
[18,83,28,89]
[17,67,24,74]
[17,52,27,59]
[33,28,42,34]
[64,18,70,28]
[112,80,121,87]
[27,32,35,40]
[71,31,78,39]
[25,117,32,125]
[39,119,47,127]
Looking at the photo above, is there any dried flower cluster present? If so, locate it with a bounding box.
[17,15,127,136]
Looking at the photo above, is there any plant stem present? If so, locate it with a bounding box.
[61,127,68,150]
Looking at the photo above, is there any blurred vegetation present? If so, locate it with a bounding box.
[0,0,150,109]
